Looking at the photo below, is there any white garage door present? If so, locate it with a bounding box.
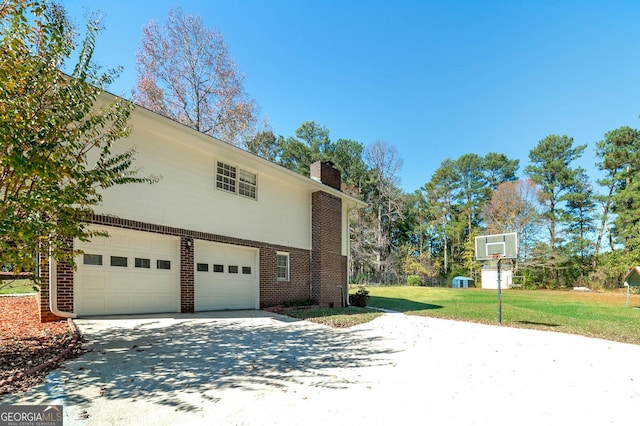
[194,240,259,311]
[74,226,180,316]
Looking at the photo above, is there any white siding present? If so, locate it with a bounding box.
[95,111,312,250]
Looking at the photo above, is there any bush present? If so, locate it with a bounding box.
[406,275,423,286]
[351,273,368,285]
[349,286,370,307]
[283,297,317,308]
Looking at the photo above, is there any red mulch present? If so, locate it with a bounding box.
[0,296,81,394]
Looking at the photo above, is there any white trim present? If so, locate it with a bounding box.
[276,251,290,282]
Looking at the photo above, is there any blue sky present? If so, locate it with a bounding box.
[61,0,640,193]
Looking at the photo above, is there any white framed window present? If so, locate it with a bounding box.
[216,161,257,200]
[216,161,236,193]
[277,252,289,281]
[239,169,257,199]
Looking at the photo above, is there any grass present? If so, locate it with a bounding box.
[366,286,640,345]
[285,306,384,328]
[0,279,37,295]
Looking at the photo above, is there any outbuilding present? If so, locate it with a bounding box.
[481,264,513,289]
[452,276,475,288]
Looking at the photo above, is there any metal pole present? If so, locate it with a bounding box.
[626,284,630,308]
[497,258,502,324]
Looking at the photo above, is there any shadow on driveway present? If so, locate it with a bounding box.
[11,310,396,413]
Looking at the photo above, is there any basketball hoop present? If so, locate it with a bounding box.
[475,233,518,325]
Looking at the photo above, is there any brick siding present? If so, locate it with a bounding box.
[180,236,195,313]
[39,213,326,320]
[38,241,75,322]
[310,161,341,190]
[311,191,345,307]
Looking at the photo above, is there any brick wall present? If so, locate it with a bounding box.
[38,241,75,322]
[310,161,341,190]
[311,191,345,307]
[180,236,194,313]
[38,252,56,322]
[259,246,310,308]
[38,215,315,321]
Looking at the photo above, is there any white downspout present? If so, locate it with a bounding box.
[49,253,76,319]
[346,203,356,307]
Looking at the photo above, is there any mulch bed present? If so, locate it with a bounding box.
[0,296,82,395]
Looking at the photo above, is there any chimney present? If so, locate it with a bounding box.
[310,161,341,190]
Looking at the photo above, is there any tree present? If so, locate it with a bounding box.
[364,141,404,273]
[594,127,640,261]
[455,153,486,238]
[482,179,542,270]
[564,171,595,276]
[525,134,587,282]
[483,152,519,191]
[0,0,153,274]
[245,130,282,162]
[424,159,460,276]
[134,7,259,146]
[332,138,368,191]
[277,121,333,176]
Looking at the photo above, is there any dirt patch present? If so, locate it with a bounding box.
[0,296,81,395]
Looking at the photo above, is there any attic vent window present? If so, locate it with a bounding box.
[216,161,257,200]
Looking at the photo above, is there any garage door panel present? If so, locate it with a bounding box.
[77,274,105,290]
[76,294,104,314]
[195,240,258,311]
[105,294,132,314]
[107,276,130,290]
[131,294,175,312]
[132,276,154,290]
[75,226,180,316]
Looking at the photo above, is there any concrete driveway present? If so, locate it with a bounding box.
[3,310,640,425]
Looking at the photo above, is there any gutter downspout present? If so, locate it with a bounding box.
[346,202,357,307]
[49,253,76,319]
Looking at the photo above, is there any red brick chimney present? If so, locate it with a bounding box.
[310,161,341,190]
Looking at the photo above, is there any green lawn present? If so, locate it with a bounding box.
[285,306,384,328]
[365,286,640,345]
[0,279,37,294]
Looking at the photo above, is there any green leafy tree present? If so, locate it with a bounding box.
[525,134,586,283]
[0,0,153,274]
[483,152,519,191]
[594,127,640,261]
[455,153,486,238]
[277,121,333,176]
[245,130,282,162]
[424,159,460,275]
[564,172,595,276]
[593,128,636,262]
[332,138,368,191]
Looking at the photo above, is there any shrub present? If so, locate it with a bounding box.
[283,297,317,308]
[406,275,423,286]
[351,273,368,285]
[349,286,370,307]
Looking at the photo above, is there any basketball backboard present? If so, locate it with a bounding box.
[475,232,518,261]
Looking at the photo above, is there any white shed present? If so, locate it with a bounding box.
[481,265,513,289]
